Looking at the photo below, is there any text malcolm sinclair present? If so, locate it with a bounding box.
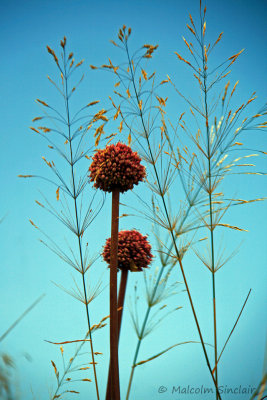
[157,384,257,396]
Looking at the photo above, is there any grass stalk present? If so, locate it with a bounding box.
[204,76,219,400]
[213,289,251,375]
[126,273,160,400]
[0,294,45,342]
[126,173,204,396]
[200,15,218,398]
[51,332,89,400]
[63,47,100,400]
[124,41,222,400]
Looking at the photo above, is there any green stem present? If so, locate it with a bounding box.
[0,294,45,342]
[126,158,206,396]
[52,332,89,399]
[63,49,100,400]
[124,41,222,400]
[201,34,219,400]
[126,302,152,400]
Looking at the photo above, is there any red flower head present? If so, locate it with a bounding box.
[102,230,153,272]
[89,142,146,193]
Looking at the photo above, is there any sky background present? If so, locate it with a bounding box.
[0,0,267,399]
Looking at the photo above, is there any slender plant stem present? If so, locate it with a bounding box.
[124,42,222,400]
[126,298,152,400]
[213,289,252,375]
[52,332,89,400]
[106,269,128,400]
[0,294,45,342]
[201,29,219,399]
[109,188,121,400]
[249,373,267,400]
[126,187,202,398]
[63,49,100,400]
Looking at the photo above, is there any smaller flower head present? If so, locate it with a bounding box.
[102,230,153,272]
[89,142,146,193]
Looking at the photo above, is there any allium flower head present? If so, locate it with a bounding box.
[89,142,146,193]
[102,230,153,272]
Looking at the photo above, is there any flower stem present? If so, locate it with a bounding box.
[117,269,129,337]
[106,269,128,400]
[109,188,121,400]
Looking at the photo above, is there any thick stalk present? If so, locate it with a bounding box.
[106,269,128,400]
[125,43,222,400]
[63,52,100,400]
[109,188,121,400]
[117,269,129,336]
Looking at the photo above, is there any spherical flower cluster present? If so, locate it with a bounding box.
[89,142,146,193]
[102,230,153,272]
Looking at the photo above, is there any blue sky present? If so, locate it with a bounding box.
[0,0,266,399]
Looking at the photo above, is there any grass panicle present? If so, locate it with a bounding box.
[20,37,111,400]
